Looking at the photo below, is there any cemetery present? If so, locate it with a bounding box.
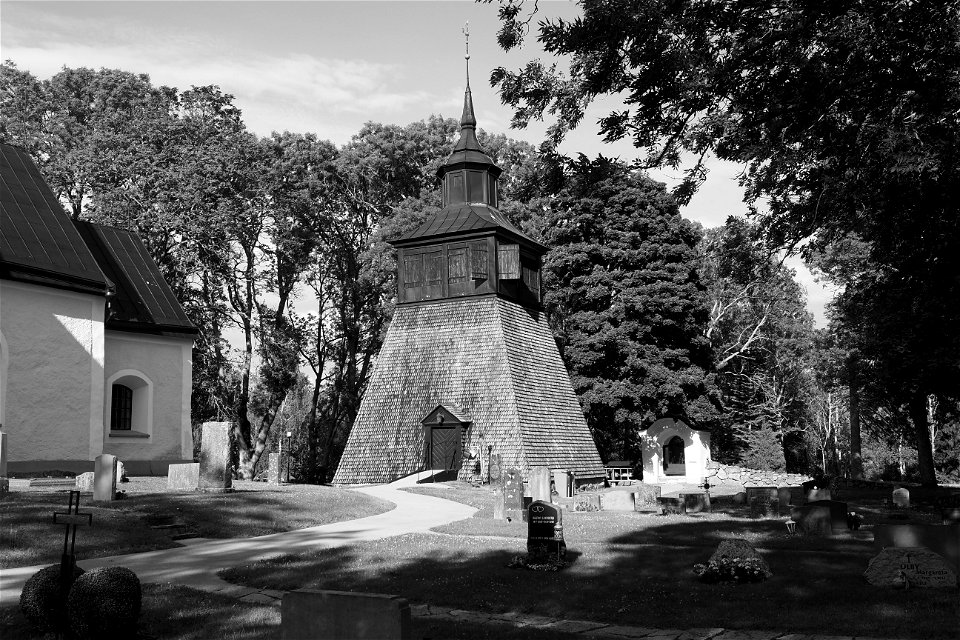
[3,3,960,640]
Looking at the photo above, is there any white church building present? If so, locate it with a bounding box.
[0,143,196,475]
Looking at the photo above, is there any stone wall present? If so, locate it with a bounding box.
[704,461,811,490]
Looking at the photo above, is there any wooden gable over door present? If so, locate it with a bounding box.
[421,405,471,474]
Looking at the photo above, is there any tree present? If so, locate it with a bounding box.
[489,0,960,485]
[698,217,814,468]
[527,156,719,462]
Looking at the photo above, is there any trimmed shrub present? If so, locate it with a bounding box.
[20,563,85,632]
[66,566,142,639]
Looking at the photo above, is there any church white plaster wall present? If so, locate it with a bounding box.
[103,331,193,462]
[0,280,102,462]
[640,417,712,483]
[0,328,9,428]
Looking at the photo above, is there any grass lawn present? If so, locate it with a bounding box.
[0,480,393,569]
[218,483,959,639]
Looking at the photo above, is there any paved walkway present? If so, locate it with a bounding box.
[0,474,475,603]
[1,477,907,639]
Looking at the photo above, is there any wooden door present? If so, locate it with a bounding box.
[429,426,461,470]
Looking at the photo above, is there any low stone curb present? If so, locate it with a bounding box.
[223,590,911,640]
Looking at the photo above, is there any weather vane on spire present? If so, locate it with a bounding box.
[463,21,471,87]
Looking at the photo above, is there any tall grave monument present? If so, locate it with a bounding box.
[334,33,604,486]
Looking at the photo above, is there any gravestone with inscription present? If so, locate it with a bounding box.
[748,487,780,518]
[527,500,566,561]
[199,421,233,491]
[791,499,849,535]
[496,468,524,521]
[93,454,118,502]
[167,463,200,491]
[865,547,957,588]
[529,466,552,503]
[681,492,711,513]
[75,472,94,492]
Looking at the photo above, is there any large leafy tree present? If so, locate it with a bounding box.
[528,157,718,462]
[489,0,960,485]
[699,217,814,468]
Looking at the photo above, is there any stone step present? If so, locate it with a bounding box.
[28,478,76,488]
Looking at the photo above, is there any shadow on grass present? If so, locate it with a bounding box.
[220,516,958,640]
[0,583,280,640]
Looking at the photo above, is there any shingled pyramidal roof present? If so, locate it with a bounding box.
[333,49,604,485]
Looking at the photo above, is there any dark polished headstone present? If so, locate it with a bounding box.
[527,500,566,560]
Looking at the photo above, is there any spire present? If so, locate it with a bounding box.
[461,21,477,128]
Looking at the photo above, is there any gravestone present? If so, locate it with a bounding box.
[634,483,662,509]
[600,491,636,512]
[281,589,410,640]
[553,469,574,498]
[681,492,711,514]
[199,421,233,491]
[499,468,524,521]
[806,488,832,502]
[778,487,795,508]
[864,547,958,588]
[658,496,686,515]
[75,472,95,492]
[892,487,910,509]
[53,490,92,598]
[874,523,960,575]
[529,466,552,503]
[791,499,849,535]
[527,500,565,561]
[268,453,281,485]
[93,454,118,502]
[748,488,780,518]
[167,463,200,491]
[116,459,126,481]
[489,454,502,483]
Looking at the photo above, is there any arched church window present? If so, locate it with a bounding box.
[111,384,133,430]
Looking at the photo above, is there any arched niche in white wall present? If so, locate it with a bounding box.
[105,369,153,439]
[640,417,711,483]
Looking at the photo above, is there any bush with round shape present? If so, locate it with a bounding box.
[66,566,142,639]
[19,563,85,632]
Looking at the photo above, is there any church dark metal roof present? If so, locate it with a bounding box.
[0,143,107,294]
[0,142,195,336]
[74,221,197,335]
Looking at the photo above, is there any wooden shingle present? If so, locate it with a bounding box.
[332,296,604,484]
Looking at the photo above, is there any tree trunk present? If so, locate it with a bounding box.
[848,354,863,478]
[909,391,938,487]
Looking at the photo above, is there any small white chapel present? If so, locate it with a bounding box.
[0,143,196,475]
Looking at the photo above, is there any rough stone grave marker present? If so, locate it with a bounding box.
[268,452,281,485]
[167,463,200,491]
[527,500,565,561]
[892,487,910,508]
[489,453,502,483]
[496,468,524,521]
[865,547,958,588]
[199,421,233,491]
[658,496,686,515]
[93,453,118,502]
[75,472,94,492]
[529,466,552,503]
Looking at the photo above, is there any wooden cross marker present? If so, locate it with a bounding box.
[53,490,92,591]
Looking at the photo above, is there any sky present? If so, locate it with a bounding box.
[1,0,834,324]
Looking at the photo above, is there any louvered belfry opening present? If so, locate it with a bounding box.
[332,63,604,486]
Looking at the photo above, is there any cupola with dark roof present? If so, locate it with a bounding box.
[391,40,545,309]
